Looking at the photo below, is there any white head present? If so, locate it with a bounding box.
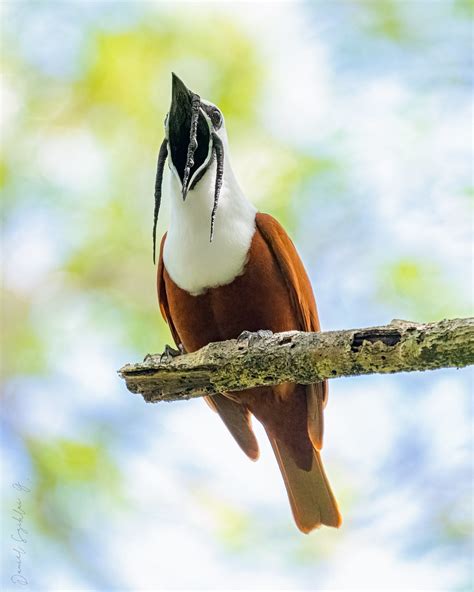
[153,74,232,260]
[154,74,256,295]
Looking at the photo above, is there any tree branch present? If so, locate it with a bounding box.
[118,317,474,403]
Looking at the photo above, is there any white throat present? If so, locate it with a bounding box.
[163,157,257,296]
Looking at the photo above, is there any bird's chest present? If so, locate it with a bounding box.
[163,228,299,352]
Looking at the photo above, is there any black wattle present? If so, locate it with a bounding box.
[152,138,168,264]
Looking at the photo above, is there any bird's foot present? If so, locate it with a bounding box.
[159,343,185,363]
[237,329,273,346]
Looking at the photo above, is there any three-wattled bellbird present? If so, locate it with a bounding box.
[152,74,341,533]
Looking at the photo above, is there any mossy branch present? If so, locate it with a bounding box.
[118,317,473,403]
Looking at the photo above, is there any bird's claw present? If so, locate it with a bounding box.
[237,329,273,346]
[159,343,185,363]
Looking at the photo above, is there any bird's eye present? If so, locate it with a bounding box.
[211,108,222,129]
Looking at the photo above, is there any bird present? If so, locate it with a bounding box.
[153,73,341,533]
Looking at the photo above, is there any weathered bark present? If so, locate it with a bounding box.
[118,317,474,403]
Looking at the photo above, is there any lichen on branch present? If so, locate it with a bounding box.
[118,317,474,403]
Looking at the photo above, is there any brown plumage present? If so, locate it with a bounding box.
[157,212,341,532]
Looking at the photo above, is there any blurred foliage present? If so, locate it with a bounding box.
[454,0,474,18]
[28,438,115,484]
[206,497,255,553]
[377,259,471,321]
[24,437,122,536]
[355,0,411,42]
[80,18,263,136]
[1,290,47,377]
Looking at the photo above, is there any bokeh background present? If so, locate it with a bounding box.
[1,1,472,590]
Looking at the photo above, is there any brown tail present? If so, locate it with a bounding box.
[269,435,342,533]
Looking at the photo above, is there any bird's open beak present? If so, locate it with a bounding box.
[168,73,212,200]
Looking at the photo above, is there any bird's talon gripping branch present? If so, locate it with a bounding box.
[160,343,184,363]
[237,329,274,345]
